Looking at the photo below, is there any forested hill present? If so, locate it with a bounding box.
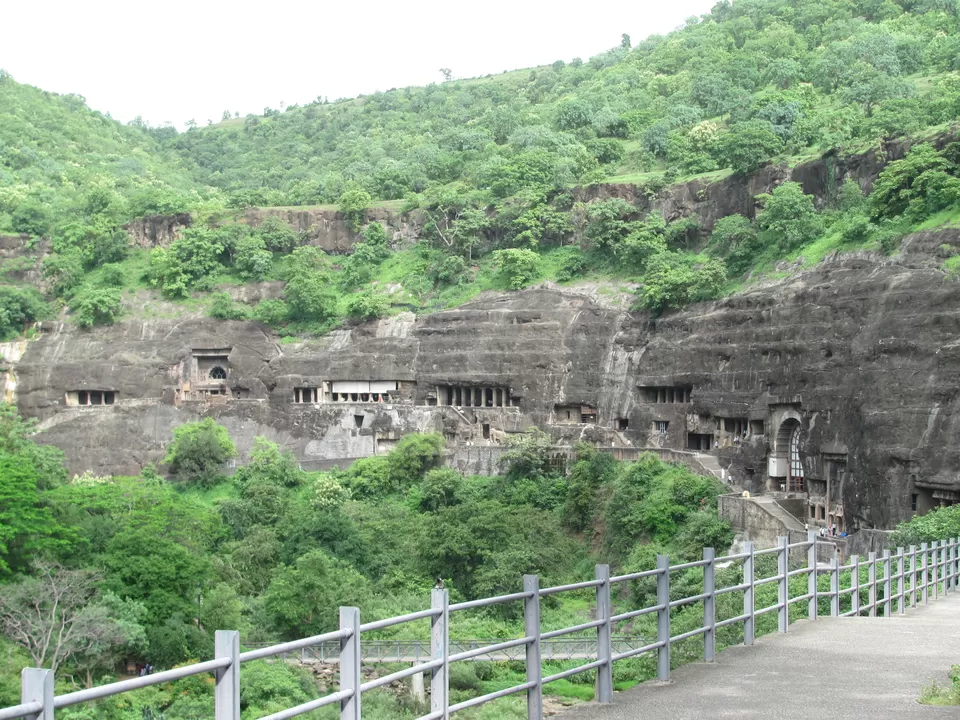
[169,0,960,207]
[0,0,959,337]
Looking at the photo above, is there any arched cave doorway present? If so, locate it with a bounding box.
[209,366,227,380]
[774,418,804,492]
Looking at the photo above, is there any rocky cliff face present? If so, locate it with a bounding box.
[12,228,960,531]
[581,132,959,233]
[124,207,424,254]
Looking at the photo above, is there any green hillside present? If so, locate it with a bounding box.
[1,0,959,337]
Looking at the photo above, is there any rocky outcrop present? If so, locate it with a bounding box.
[239,206,424,254]
[125,214,192,248]
[581,131,959,234]
[12,228,960,531]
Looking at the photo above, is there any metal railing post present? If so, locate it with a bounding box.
[523,575,543,720]
[777,536,789,633]
[703,547,716,661]
[594,565,613,703]
[921,543,929,605]
[896,547,905,615]
[340,607,361,720]
[909,545,918,608]
[940,542,948,596]
[882,551,892,617]
[851,555,860,616]
[932,541,940,600]
[743,541,755,645]
[656,554,670,682]
[430,589,449,719]
[21,668,53,720]
[807,530,818,621]
[953,538,959,592]
[830,550,840,617]
[867,552,877,617]
[215,630,240,720]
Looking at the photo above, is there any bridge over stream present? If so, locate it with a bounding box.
[3,533,959,720]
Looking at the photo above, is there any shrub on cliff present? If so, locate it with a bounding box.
[755,182,823,253]
[72,287,123,327]
[0,286,47,340]
[164,418,237,485]
[492,248,542,289]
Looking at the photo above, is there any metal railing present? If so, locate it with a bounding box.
[2,533,957,720]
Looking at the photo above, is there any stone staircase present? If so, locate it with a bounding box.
[749,495,808,533]
[693,452,725,482]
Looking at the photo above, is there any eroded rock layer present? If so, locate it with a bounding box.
[12,229,960,530]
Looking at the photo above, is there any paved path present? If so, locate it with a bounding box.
[557,594,960,719]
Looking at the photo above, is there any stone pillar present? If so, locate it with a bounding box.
[410,666,425,703]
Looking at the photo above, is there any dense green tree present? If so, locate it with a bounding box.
[755,182,824,252]
[164,418,237,485]
[337,186,372,231]
[0,454,65,575]
[72,287,123,327]
[492,248,542,289]
[870,143,959,220]
[717,120,784,175]
[264,550,369,638]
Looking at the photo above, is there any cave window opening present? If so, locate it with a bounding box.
[104,391,115,405]
[482,423,490,440]
[354,414,364,428]
[615,418,629,431]
[655,420,669,434]
[78,391,88,405]
[90,391,103,406]
[209,366,227,380]
[911,494,918,512]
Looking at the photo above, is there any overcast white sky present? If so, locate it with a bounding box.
[3,0,716,128]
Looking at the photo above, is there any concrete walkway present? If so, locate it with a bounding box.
[557,594,960,719]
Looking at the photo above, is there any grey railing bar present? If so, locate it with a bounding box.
[361,659,444,692]
[540,619,605,640]
[754,602,780,617]
[754,575,781,587]
[714,551,751,562]
[449,591,533,611]
[258,689,354,720]
[610,603,665,623]
[787,592,815,604]
[669,626,709,644]
[448,680,536,713]
[54,657,232,707]
[715,612,750,628]
[787,567,811,578]
[358,608,442,633]
[542,659,606,685]
[448,636,533,663]
[715,582,751,596]
[611,640,663,662]
[669,591,711,608]
[670,558,711,571]
[240,629,352,662]
[754,547,781,556]
[610,567,664,583]
[540,579,604,596]
[0,702,42,720]
[416,711,444,720]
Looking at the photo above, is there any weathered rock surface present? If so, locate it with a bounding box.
[11,229,960,530]
[580,132,959,234]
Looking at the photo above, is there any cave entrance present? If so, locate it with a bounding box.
[772,418,804,492]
